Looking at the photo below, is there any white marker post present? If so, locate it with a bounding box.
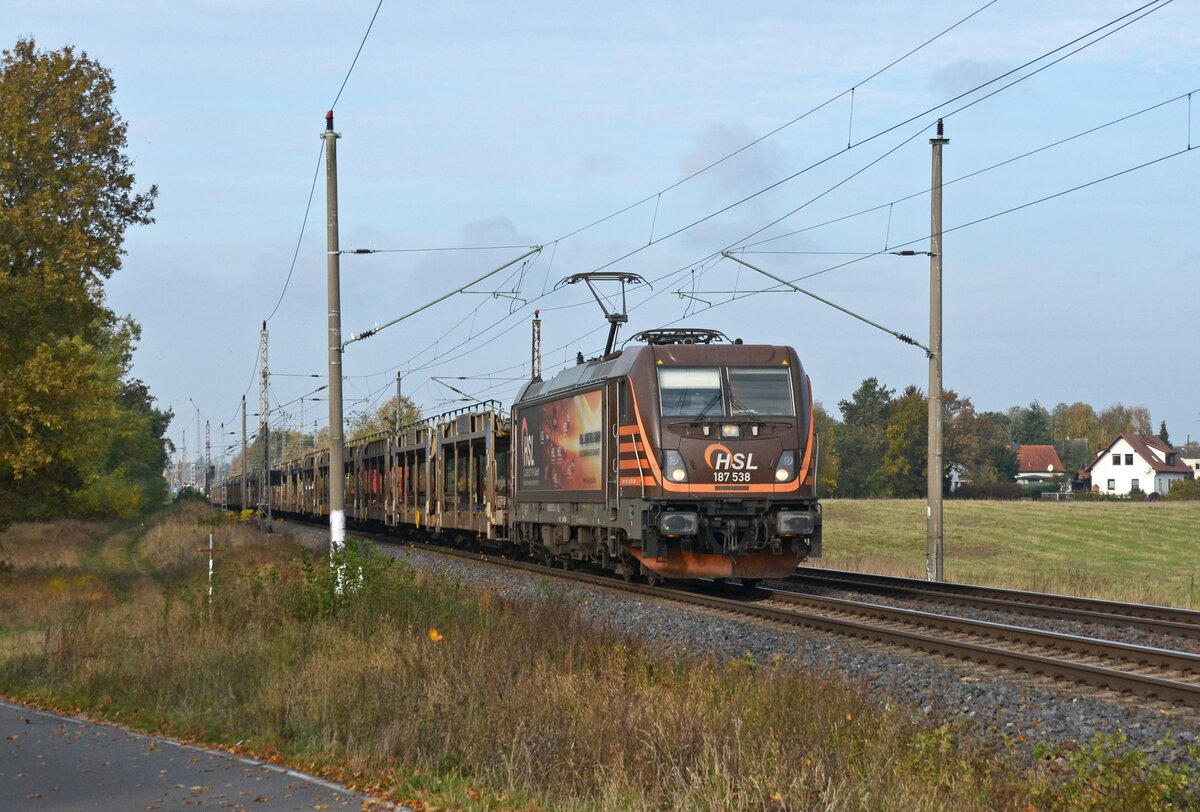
[195,533,224,607]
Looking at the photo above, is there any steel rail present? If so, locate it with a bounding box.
[389,540,1200,706]
[788,568,1200,641]
[762,589,1200,678]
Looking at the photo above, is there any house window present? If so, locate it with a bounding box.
[1125,453,1134,465]
[1107,479,1115,490]
[1131,479,1139,492]
[1112,454,1121,465]
[1166,454,1175,465]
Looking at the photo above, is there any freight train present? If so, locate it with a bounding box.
[216,324,821,583]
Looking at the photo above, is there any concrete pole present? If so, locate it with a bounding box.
[927,119,949,582]
[324,111,346,555]
[259,321,270,524]
[240,395,248,510]
[531,311,542,380]
[395,372,403,432]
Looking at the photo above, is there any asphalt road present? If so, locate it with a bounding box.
[1,701,381,810]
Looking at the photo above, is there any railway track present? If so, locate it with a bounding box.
[382,538,1200,707]
[788,567,1200,644]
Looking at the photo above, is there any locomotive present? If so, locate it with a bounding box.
[217,320,821,583]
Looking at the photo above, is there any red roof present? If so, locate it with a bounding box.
[1017,445,1065,474]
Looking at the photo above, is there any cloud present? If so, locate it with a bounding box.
[677,122,789,198]
[928,59,1015,100]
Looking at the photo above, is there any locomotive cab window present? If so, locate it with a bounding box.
[658,366,795,418]
[659,367,722,417]
[727,368,794,416]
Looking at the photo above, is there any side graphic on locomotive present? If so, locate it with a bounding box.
[216,323,821,583]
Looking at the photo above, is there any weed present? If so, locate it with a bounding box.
[4,503,1197,810]
[1029,731,1200,811]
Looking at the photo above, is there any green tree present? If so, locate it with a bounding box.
[1158,420,1170,445]
[1011,400,1052,445]
[835,377,893,498]
[811,401,840,497]
[987,442,1019,482]
[348,394,422,441]
[879,385,926,497]
[0,39,163,523]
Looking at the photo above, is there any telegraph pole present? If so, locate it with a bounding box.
[394,372,403,432]
[324,110,346,556]
[927,119,949,582]
[531,310,542,380]
[241,395,248,510]
[259,320,271,524]
[205,420,211,497]
[220,423,228,510]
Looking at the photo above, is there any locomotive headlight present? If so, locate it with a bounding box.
[778,510,814,536]
[659,511,698,536]
[663,449,689,483]
[721,424,741,439]
[774,450,797,483]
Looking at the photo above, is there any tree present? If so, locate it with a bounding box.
[986,442,1019,483]
[811,401,840,497]
[1097,402,1152,441]
[1052,401,1100,470]
[1053,401,1099,443]
[957,411,1015,486]
[879,385,926,497]
[348,394,421,441]
[0,39,163,523]
[1011,401,1052,446]
[835,378,894,497]
[942,390,990,491]
[1159,420,1170,445]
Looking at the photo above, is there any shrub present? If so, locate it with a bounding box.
[952,482,1022,500]
[1166,478,1200,501]
[1022,482,1061,500]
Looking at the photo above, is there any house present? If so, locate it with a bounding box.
[1015,445,1066,485]
[1179,446,1200,481]
[1085,434,1191,496]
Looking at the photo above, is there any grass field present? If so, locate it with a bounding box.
[817,499,1200,608]
[3,499,1200,810]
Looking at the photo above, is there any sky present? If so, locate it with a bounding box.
[7,0,1199,469]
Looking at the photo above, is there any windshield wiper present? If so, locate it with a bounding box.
[694,391,722,422]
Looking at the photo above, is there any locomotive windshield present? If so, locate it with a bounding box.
[659,366,795,418]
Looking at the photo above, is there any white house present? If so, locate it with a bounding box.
[1086,434,1190,496]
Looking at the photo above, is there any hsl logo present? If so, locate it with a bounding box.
[704,443,758,471]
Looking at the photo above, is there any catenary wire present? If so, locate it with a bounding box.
[260,1,1179,428]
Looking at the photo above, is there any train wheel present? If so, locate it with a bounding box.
[616,554,636,582]
[642,565,663,587]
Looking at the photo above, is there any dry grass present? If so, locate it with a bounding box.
[0,519,108,571]
[1,501,1196,810]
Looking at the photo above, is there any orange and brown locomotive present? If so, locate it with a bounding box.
[218,327,821,584]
